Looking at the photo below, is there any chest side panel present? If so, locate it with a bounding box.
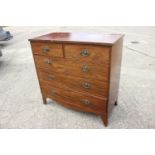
[108,38,123,114]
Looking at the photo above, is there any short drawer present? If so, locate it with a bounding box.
[31,42,63,57]
[38,70,108,98]
[34,55,109,82]
[41,82,107,115]
[64,44,110,64]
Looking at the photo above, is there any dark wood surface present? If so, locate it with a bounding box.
[29,32,123,46]
[29,32,123,126]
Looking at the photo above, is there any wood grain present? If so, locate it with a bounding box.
[64,44,110,64]
[41,81,107,115]
[38,70,108,98]
[34,55,109,82]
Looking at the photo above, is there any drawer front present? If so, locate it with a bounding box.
[31,42,63,57]
[41,81,107,114]
[64,44,110,64]
[38,70,108,97]
[34,55,109,82]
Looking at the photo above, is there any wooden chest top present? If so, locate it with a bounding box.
[29,32,123,46]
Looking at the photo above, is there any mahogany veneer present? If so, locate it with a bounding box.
[29,32,123,126]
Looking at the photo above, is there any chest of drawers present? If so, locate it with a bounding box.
[29,32,123,126]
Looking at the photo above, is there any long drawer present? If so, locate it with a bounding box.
[40,81,107,115]
[34,55,109,82]
[38,70,108,98]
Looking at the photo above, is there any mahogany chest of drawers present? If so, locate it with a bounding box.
[29,32,123,126]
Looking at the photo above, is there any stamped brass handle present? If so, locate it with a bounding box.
[82,65,90,72]
[82,82,91,89]
[81,99,90,105]
[44,59,52,65]
[51,90,56,96]
[48,74,55,80]
[80,49,90,57]
[42,47,50,53]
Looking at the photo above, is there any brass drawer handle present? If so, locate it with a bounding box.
[44,59,52,65]
[51,90,56,96]
[80,49,90,57]
[48,74,55,80]
[81,99,90,105]
[82,82,91,89]
[42,47,50,53]
[82,65,90,72]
